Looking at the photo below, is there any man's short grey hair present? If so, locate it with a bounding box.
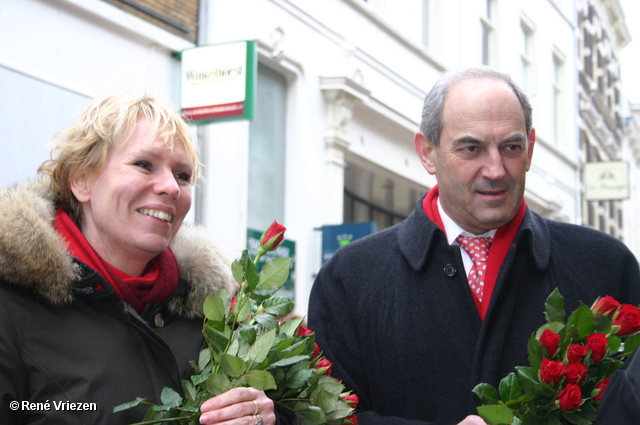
[419,66,533,146]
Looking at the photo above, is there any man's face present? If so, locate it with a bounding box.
[415,78,535,234]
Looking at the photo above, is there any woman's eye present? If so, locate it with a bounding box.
[134,161,152,170]
[176,172,191,182]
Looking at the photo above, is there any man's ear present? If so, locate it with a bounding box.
[525,128,536,172]
[70,174,92,203]
[414,131,437,175]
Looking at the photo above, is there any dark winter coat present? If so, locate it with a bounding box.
[594,345,640,425]
[0,178,296,425]
[308,197,640,425]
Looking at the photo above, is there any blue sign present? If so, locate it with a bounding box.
[321,222,376,265]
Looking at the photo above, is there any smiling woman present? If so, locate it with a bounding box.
[0,94,300,425]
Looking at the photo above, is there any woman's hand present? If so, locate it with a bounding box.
[199,387,275,425]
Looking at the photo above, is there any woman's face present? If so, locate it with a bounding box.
[71,118,193,276]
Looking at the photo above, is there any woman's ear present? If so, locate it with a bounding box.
[70,174,92,203]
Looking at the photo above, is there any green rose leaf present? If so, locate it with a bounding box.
[232,258,245,284]
[204,294,226,322]
[472,383,499,405]
[623,333,640,355]
[566,303,595,339]
[255,312,279,330]
[545,288,565,324]
[246,369,278,390]
[221,354,247,377]
[270,355,309,368]
[205,325,230,354]
[248,328,277,365]
[280,317,305,337]
[206,372,231,395]
[245,260,260,291]
[262,295,295,316]
[259,257,292,290]
[499,372,523,403]
[113,397,146,413]
[160,386,183,407]
[477,404,515,425]
[515,366,538,392]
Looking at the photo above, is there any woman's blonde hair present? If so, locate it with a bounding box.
[39,94,200,223]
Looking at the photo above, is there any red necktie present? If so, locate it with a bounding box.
[457,236,493,303]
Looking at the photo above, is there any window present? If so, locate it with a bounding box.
[552,49,565,146]
[481,0,496,66]
[0,66,90,188]
[343,161,425,231]
[519,16,535,93]
[248,66,287,231]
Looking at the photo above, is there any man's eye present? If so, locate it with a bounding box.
[465,146,479,153]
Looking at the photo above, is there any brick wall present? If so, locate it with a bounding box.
[102,0,199,43]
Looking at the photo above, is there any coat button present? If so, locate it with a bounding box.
[443,264,457,277]
[154,313,165,328]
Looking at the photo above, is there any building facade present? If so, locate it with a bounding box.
[1,0,637,317]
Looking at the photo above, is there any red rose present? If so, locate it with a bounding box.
[343,394,359,409]
[591,296,621,318]
[312,343,321,360]
[343,414,358,424]
[540,358,564,385]
[586,333,608,364]
[259,221,286,252]
[566,344,589,364]
[563,362,587,384]
[558,384,583,411]
[296,325,313,337]
[315,358,333,375]
[613,304,640,336]
[593,377,611,402]
[539,329,560,357]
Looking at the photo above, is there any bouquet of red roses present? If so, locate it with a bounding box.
[115,222,358,425]
[473,288,640,425]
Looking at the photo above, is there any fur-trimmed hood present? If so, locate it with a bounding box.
[0,177,238,318]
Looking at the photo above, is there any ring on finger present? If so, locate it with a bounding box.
[252,400,259,415]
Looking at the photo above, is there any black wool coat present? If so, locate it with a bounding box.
[308,198,640,425]
[594,345,640,425]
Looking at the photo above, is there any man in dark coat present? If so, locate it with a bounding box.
[308,66,640,425]
[594,346,640,424]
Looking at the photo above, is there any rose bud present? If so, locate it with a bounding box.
[566,344,588,364]
[557,384,583,411]
[539,329,560,357]
[315,358,333,375]
[563,362,587,385]
[296,325,313,337]
[259,221,286,252]
[613,304,640,336]
[593,377,611,402]
[540,358,564,386]
[586,333,608,364]
[591,296,621,318]
[343,394,359,409]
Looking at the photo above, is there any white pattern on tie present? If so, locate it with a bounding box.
[457,236,493,303]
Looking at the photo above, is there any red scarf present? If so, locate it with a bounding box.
[54,208,180,314]
[422,185,526,320]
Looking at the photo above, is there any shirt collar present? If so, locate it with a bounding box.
[437,198,496,245]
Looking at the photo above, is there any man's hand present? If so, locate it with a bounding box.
[458,415,488,425]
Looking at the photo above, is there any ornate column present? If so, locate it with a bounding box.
[319,76,371,224]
